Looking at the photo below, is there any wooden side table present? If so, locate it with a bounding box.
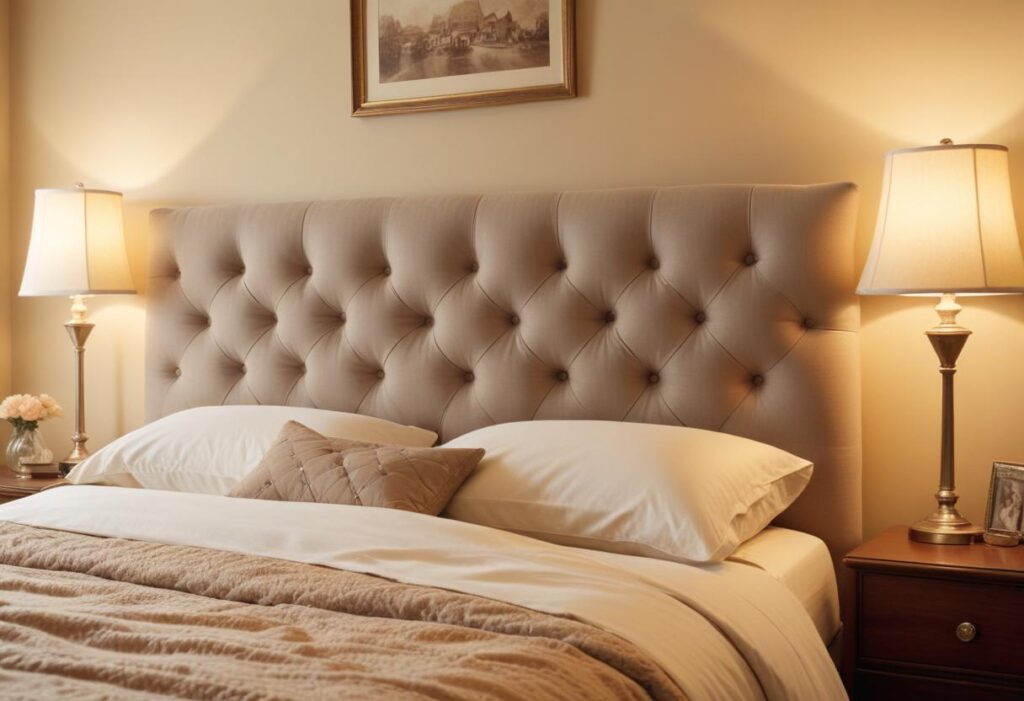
[0,466,65,504]
[844,526,1024,700]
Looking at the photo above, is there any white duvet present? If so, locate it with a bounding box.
[0,487,846,701]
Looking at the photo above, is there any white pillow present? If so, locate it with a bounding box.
[443,421,812,563]
[67,405,438,494]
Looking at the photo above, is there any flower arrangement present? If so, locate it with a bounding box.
[0,393,63,432]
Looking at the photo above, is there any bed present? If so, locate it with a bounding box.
[0,183,861,700]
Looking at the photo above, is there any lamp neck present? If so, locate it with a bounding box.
[934,292,963,328]
[69,294,89,325]
[928,293,971,370]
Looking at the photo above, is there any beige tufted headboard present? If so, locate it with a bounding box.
[147,184,862,561]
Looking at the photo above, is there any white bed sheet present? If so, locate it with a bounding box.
[728,526,840,645]
[0,487,846,701]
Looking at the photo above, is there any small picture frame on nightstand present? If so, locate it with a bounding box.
[983,461,1024,546]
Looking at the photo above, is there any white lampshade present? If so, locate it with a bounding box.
[858,143,1024,295]
[19,187,135,297]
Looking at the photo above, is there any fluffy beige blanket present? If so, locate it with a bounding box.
[0,522,685,700]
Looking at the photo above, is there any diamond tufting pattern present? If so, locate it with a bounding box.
[228,421,483,515]
[147,183,861,561]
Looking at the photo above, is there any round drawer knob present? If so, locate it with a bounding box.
[955,621,977,643]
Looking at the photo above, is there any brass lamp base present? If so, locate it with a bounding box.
[58,444,90,477]
[60,295,93,478]
[910,293,981,546]
[909,505,982,545]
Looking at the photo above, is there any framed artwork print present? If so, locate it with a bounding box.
[352,0,576,116]
[982,461,1024,546]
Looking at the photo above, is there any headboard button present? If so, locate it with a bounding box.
[173,368,182,378]
[383,265,392,276]
[556,370,569,382]
[648,257,660,270]
[556,259,568,271]
[509,314,520,326]
[604,310,616,324]
[469,262,479,273]
[694,311,707,324]
[423,317,434,328]
[802,317,816,329]
[464,371,475,382]
[744,253,758,266]
[376,369,386,380]
[338,311,347,323]
[751,374,765,387]
[306,266,314,276]
[648,372,660,384]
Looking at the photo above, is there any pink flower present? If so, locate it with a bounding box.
[0,394,24,420]
[0,393,62,423]
[39,394,63,419]
[18,396,44,422]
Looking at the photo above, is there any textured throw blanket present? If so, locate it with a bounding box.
[0,523,686,700]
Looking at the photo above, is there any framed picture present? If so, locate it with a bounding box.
[351,0,576,116]
[983,461,1024,541]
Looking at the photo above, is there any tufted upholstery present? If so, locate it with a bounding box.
[147,184,862,561]
[228,421,484,516]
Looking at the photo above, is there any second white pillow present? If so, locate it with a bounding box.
[443,420,812,563]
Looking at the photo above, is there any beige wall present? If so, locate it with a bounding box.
[8,0,1024,540]
[0,0,9,416]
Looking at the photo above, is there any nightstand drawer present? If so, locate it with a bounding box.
[856,669,1023,701]
[860,572,1024,677]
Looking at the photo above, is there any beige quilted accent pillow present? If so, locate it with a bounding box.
[228,421,484,515]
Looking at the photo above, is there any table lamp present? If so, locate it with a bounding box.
[18,185,135,475]
[858,141,1024,544]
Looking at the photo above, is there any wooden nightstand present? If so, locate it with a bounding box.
[844,526,1024,700]
[0,466,65,504]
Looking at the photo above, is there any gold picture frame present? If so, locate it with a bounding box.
[982,461,1024,546]
[351,0,576,117]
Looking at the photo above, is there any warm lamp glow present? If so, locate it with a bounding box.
[858,144,1024,296]
[857,141,1024,545]
[19,187,135,297]
[17,185,136,477]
